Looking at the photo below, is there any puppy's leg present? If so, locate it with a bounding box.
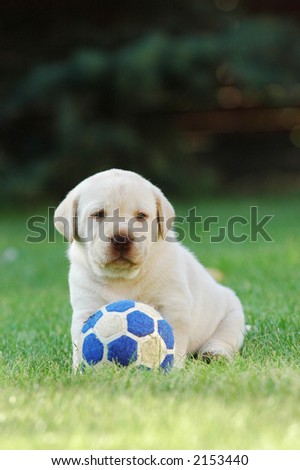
[72,342,80,372]
[173,326,190,368]
[200,298,245,361]
[71,309,95,371]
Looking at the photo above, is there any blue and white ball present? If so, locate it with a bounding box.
[78,300,175,371]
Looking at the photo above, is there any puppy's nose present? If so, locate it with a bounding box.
[111,234,133,249]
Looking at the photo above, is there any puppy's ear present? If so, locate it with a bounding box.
[153,186,175,240]
[54,188,79,242]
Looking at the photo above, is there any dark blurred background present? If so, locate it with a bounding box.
[1,0,300,203]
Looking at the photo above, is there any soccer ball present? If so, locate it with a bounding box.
[78,300,175,371]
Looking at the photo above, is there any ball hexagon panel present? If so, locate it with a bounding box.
[81,310,103,334]
[94,313,124,338]
[160,354,174,370]
[157,319,175,349]
[106,300,135,312]
[127,310,155,337]
[139,335,166,369]
[107,335,138,366]
[82,333,104,365]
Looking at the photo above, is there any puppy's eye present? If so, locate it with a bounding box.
[92,210,105,220]
[136,212,148,220]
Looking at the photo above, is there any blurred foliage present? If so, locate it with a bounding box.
[0,0,300,202]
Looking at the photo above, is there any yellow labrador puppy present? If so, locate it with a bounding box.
[54,169,245,369]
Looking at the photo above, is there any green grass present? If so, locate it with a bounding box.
[0,194,299,449]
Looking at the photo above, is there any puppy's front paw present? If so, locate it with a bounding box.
[200,340,234,363]
[201,351,231,364]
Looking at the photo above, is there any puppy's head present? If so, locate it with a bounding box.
[54,169,175,279]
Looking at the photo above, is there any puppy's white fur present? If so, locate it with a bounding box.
[54,169,245,369]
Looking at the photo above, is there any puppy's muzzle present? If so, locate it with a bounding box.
[111,234,133,252]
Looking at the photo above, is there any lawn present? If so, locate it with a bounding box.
[0,194,299,450]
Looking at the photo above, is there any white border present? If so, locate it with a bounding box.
[0,450,299,469]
